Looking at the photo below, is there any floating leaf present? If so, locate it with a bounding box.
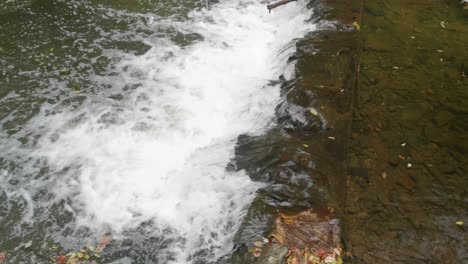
[440,21,446,28]
[49,47,55,52]
[328,136,335,140]
[74,89,80,94]
[76,252,84,259]
[407,163,412,168]
[51,245,59,250]
[456,221,464,225]
[84,254,90,260]
[302,144,309,148]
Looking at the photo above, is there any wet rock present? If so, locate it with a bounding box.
[275,102,326,133]
[232,243,289,264]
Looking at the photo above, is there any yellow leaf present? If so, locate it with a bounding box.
[76,252,84,259]
[302,144,309,148]
[84,254,90,260]
[456,221,464,225]
[352,21,361,31]
[66,257,79,264]
[337,256,343,264]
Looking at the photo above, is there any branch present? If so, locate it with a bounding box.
[267,0,298,13]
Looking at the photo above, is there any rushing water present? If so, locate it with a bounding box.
[0,0,314,262]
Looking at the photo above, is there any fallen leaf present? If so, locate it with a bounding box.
[407,163,412,168]
[253,241,264,248]
[316,249,327,258]
[337,255,344,264]
[252,248,262,258]
[309,108,318,116]
[99,234,112,248]
[401,142,406,147]
[0,252,6,262]
[76,252,84,259]
[334,248,341,256]
[66,257,79,264]
[381,172,387,179]
[324,255,336,263]
[302,144,309,148]
[440,21,446,28]
[57,255,67,264]
[84,254,90,260]
[456,221,464,226]
[352,21,360,31]
[328,136,335,140]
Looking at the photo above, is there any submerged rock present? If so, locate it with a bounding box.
[271,209,340,254]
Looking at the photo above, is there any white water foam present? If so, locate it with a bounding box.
[16,0,313,262]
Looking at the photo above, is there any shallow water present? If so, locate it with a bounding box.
[343,1,468,263]
[0,0,314,263]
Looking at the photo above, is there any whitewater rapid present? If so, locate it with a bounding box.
[1,0,313,262]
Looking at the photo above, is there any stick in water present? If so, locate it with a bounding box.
[267,0,297,13]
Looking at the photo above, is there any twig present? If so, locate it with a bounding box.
[267,0,297,13]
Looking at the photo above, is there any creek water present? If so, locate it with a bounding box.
[0,0,315,263]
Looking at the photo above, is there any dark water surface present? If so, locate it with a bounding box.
[343,1,468,263]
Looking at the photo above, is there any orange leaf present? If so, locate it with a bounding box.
[57,255,67,264]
